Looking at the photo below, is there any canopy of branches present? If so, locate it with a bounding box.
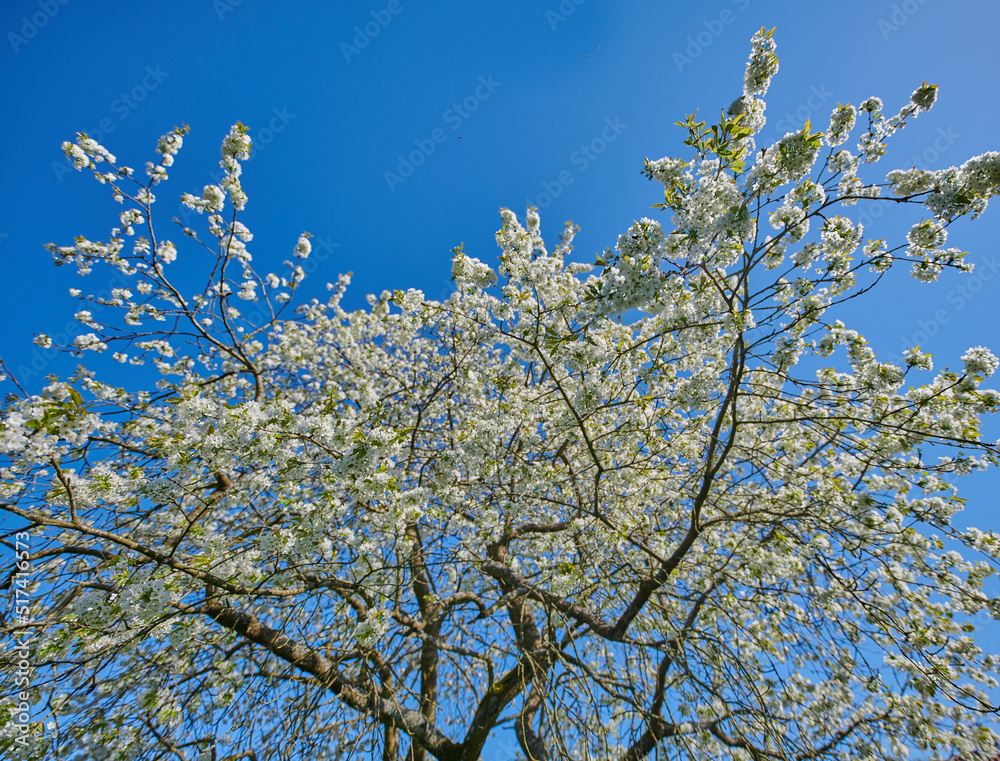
[3,28,1000,761]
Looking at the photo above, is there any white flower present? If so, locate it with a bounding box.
[643,156,688,187]
[354,609,388,647]
[820,216,862,257]
[910,81,938,111]
[62,141,89,169]
[202,185,225,212]
[119,209,144,236]
[157,130,184,159]
[0,412,29,453]
[961,347,999,378]
[74,589,113,627]
[906,220,947,250]
[911,260,943,282]
[743,28,779,98]
[294,235,311,259]
[903,347,933,371]
[398,288,424,311]
[156,241,178,264]
[959,151,1000,198]
[827,104,856,147]
[859,96,883,114]
[451,253,497,288]
[238,281,258,301]
[231,221,254,242]
[73,333,107,352]
[146,162,168,182]
[886,167,937,197]
[221,123,252,160]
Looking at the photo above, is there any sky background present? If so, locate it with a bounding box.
[2,0,1000,755]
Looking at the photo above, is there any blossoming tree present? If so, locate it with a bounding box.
[4,28,1000,761]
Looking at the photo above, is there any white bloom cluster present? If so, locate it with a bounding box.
[616,217,664,260]
[146,163,168,182]
[218,123,251,211]
[61,133,116,170]
[962,347,999,378]
[74,310,98,328]
[826,103,856,147]
[830,149,855,178]
[238,280,257,301]
[859,96,883,115]
[397,288,424,312]
[221,123,252,161]
[678,163,748,251]
[0,412,29,454]
[743,27,779,98]
[819,216,862,272]
[790,180,825,209]
[862,238,889,271]
[925,167,989,222]
[790,242,819,270]
[911,259,943,283]
[119,209,144,236]
[886,167,937,197]
[230,220,253,243]
[156,128,184,167]
[451,252,497,288]
[156,240,177,264]
[769,201,808,241]
[73,333,107,353]
[910,81,939,112]
[858,133,885,164]
[46,236,126,275]
[906,219,947,250]
[120,576,172,621]
[902,217,968,281]
[642,156,688,188]
[959,151,1000,198]
[180,182,228,216]
[853,90,933,170]
[595,218,667,315]
[74,589,113,628]
[354,608,388,647]
[903,347,933,372]
[293,234,311,259]
[726,94,767,139]
[258,529,294,556]
[747,125,821,195]
[852,97,886,164]
[202,184,225,212]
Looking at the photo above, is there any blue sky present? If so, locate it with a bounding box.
[2,0,1000,752]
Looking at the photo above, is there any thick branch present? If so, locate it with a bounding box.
[407,522,440,761]
[202,600,460,759]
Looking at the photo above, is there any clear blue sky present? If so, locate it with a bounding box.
[2,0,1000,747]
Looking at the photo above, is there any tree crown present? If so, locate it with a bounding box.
[3,28,1000,761]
